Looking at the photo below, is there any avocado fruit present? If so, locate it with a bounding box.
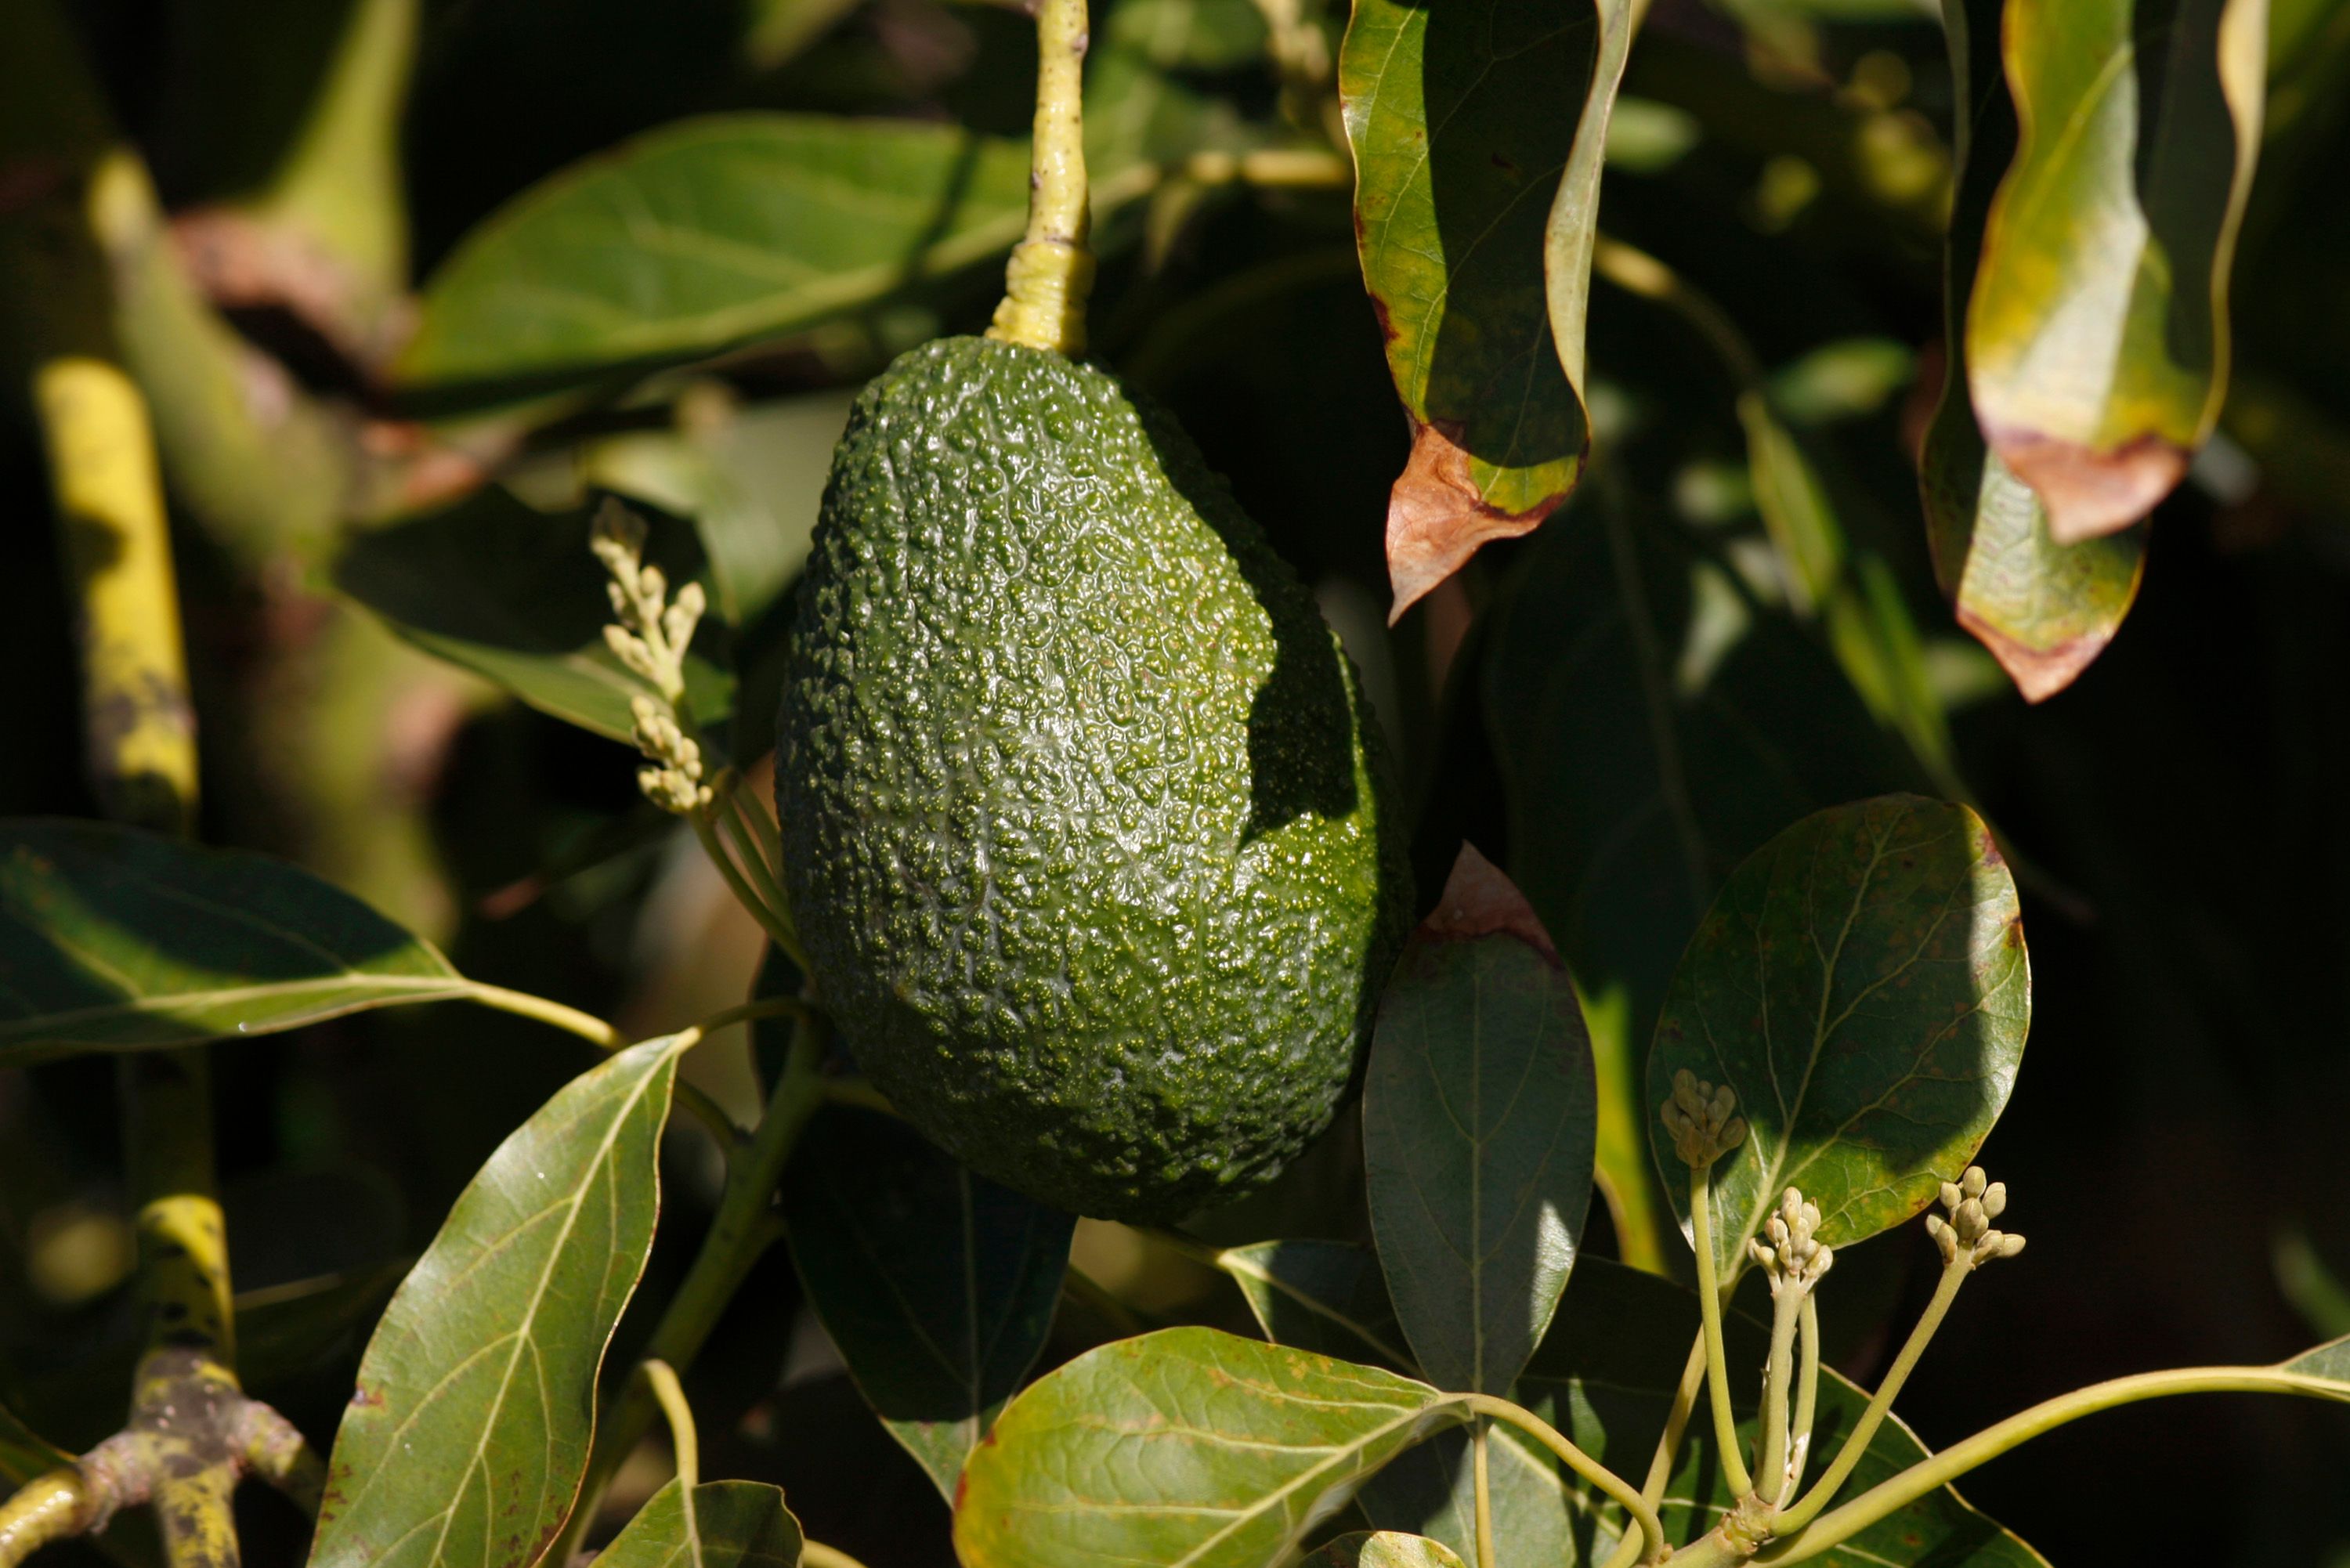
[773,335,1411,1223]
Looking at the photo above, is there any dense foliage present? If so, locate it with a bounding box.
[5,1,2350,1566]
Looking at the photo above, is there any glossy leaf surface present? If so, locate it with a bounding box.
[1477,499,1921,1269]
[1364,847,1596,1396]
[1307,1532,1466,1568]
[1967,0,2268,540]
[1647,795,2029,1276]
[0,819,468,1066]
[1925,0,2144,700]
[783,1106,1073,1501]
[952,1328,1463,1568]
[1341,0,1604,615]
[335,489,732,742]
[1220,1238,1412,1371]
[401,116,1035,395]
[310,1034,689,1568]
[595,1480,803,1568]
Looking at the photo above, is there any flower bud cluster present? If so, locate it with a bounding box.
[631,696,711,815]
[592,499,706,708]
[1924,1165,2025,1269]
[1661,1068,1748,1169]
[1751,1187,1834,1295]
[594,499,714,815]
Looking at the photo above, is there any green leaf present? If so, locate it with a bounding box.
[1087,0,1267,171]
[1364,847,1596,1396]
[1218,1239,1412,1371]
[238,1260,414,1392]
[782,1105,1074,1502]
[1965,0,2268,540]
[1923,0,2146,703]
[1647,795,2030,1277]
[1509,1258,2048,1566]
[594,1479,804,1568]
[334,488,732,743]
[2283,1332,2350,1383]
[1,1396,70,1489]
[1357,1427,1577,1568]
[1475,493,1922,1271]
[1340,0,1604,613]
[951,1328,1465,1568]
[584,391,848,632]
[399,116,1036,398]
[0,818,470,1067]
[1306,1531,1467,1568]
[311,1033,690,1568]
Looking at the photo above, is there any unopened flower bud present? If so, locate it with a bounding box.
[1961,1166,1987,1200]
[1982,1182,2007,1220]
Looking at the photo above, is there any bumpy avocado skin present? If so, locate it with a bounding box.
[775,336,1411,1223]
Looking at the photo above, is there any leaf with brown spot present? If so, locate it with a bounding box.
[1964,0,2267,543]
[1342,0,1629,618]
[1923,0,2147,699]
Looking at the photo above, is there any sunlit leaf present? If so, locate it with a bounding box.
[1364,847,1596,1396]
[310,1033,690,1568]
[783,1105,1073,1501]
[1219,1238,1412,1371]
[952,1328,1464,1568]
[0,819,469,1067]
[1923,0,2145,701]
[1966,0,2268,540]
[1341,0,1614,616]
[1306,1531,1466,1568]
[1647,795,2029,1277]
[335,489,732,743]
[400,117,1036,398]
[595,1479,803,1568]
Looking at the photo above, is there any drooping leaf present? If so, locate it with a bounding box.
[1364,846,1596,1396]
[399,117,1036,398]
[594,1479,804,1568]
[334,488,732,743]
[0,1397,71,1489]
[1341,0,1610,616]
[1965,0,2269,540]
[1506,1258,2048,1566]
[310,1033,690,1568]
[1476,496,1922,1270]
[1307,1531,1467,1568]
[0,819,471,1067]
[1219,1238,1412,1371]
[1923,0,2146,701]
[782,1105,1074,1501]
[951,1328,1465,1568]
[1646,795,2029,1277]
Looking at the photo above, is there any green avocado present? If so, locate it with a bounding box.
[773,335,1412,1222]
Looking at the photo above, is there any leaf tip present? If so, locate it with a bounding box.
[1384,421,1566,622]
[1418,843,1556,962]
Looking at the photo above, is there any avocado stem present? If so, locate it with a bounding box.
[986,0,1094,355]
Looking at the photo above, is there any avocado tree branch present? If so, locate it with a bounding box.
[986,0,1095,354]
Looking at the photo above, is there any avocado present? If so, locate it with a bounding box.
[774,335,1410,1222]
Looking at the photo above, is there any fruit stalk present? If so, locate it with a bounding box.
[986,0,1094,355]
